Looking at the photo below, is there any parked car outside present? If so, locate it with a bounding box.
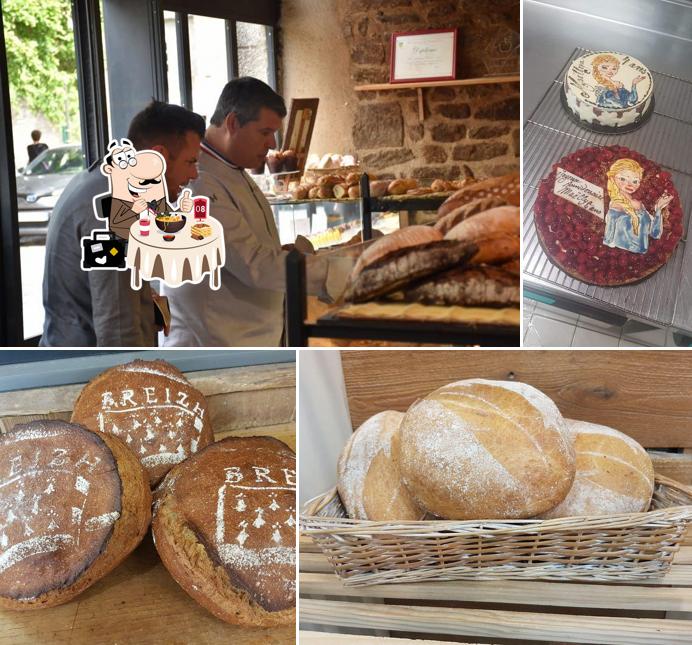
[16,144,85,239]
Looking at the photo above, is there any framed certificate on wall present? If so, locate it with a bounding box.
[389,29,458,83]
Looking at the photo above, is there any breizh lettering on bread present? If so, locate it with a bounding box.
[0,358,296,627]
[0,421,151,609]
[152,436,296,626]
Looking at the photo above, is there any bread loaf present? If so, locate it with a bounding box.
[470,234,520,265]
[0,421,151,609]
[398,379,574,519]
[388,179,418,195]
[431,179,453,192]
[317,174,342,187]
[337,411,424,521]
[393,265,519,308]
[369,180,389,198]
[71,359,214,487]
[434,196,508,235]
[438,173,520,218]
[444,206,520,241]
[317,185,334,199]
[344,240,477,302]
[152,436,296,626]
[539,420,654,519]
[352,226,442,277]
[332,183,349,199]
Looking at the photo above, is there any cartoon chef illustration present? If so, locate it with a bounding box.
[94,138,193,240]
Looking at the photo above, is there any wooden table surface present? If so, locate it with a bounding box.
[0,364,296,645]
[300,535,692,645]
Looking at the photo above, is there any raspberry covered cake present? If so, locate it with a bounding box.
[562,51,653,133]
[534,145,682,286]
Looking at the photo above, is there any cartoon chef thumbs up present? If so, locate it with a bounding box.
[179,188,193,213]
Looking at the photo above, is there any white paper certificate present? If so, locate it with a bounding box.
[392,32,456,82]
[554,167,605,219]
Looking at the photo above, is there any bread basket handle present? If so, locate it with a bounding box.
[302,487,338,516]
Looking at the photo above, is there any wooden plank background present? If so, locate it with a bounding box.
[340,350,692,448]
[0,363,296,437]
[0,363,296,645]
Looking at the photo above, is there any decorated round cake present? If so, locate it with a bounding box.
[534,145,682,286]
[562,51,653,132]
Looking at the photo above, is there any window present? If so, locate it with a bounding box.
[162,8,278,120]
[3,0,85,341]
[237,22,273,87]
[188,14,227,122]
[163,10,182,106]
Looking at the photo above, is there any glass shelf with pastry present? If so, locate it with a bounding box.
[283,171,521,347]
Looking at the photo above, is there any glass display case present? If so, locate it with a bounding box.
[285,246,521,347]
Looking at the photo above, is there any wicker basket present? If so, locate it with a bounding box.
[300,474,692,586]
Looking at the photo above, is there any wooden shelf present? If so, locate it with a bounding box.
[354,75,520,121]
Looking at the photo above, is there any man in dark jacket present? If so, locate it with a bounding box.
[40,101,204,346]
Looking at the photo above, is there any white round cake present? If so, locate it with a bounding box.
[562,51,653,132]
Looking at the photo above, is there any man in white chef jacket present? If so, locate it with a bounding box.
[163,77,344,346]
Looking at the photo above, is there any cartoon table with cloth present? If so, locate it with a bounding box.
[126,216,226,290]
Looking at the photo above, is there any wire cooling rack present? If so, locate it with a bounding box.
[523,47,692,332]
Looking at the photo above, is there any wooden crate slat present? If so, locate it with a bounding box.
[299,598,692,645]
[216,422,296,451]
[340,350,692,448]
[299,631,486,644]
[650,452,692,485]
[300,571,692,612]
[0,364,295,433]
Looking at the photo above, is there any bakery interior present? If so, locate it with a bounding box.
[523,0,692,348]
[0,0,519,347]
[299,348,692,643]
[0,349,297,643]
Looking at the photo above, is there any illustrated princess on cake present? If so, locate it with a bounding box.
[603,158,672,254]
[592,54,646,109]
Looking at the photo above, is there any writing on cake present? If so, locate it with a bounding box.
[554,168,604,219]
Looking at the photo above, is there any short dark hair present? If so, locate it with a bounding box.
[210,77,287,127]
[126,100,205,155]
[31,129,41,142]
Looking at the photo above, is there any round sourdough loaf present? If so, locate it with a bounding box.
[539,419,655,519]
[152,436,296,626]
[337,410,424,521]
[71,359,214,487]
[0,420,151,609]
[398,379,575,519]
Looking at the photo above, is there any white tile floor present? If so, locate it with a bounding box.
[523,298,684,347]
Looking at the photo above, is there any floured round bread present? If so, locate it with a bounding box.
[398,379,575,519]
[0,421,151,609]
[71,359,214,487]
[540,419,654,519]
[152,436,295,626]
[337,411,424,521]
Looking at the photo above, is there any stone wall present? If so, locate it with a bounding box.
[279,0,519,180]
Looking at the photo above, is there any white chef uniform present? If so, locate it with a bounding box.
[163,140,344,346]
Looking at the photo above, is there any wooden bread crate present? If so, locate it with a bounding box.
[300,350,692,644]
[0,362,296,645]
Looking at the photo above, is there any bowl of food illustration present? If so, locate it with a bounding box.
[155,213,186,234]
